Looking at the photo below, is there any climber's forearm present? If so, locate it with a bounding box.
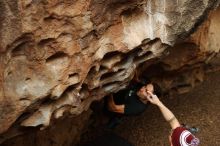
[145,91,180,129]
[156,101,180,130]
[108,95,125,114]
[112,104,125,114]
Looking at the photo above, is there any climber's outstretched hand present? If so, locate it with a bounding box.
[145,91,161,106]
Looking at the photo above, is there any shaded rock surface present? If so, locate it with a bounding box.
[115,71,220,146]
[0,0,220,145]
[78,71,220,146]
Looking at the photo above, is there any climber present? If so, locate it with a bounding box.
[145,91,200,146]
[105,78,161,128]
[107,81,156,115]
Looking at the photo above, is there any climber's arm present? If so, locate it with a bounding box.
[108,94,125,114]
[145,91,181,130]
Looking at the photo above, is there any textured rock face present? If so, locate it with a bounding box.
[0,0,220,145]
[141,5,220,95]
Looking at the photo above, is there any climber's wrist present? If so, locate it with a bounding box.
[156,100,163,107]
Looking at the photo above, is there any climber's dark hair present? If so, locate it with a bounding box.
[152,82,163,97]
[139,77,163,97]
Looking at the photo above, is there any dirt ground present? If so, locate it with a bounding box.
[79,71,220,146]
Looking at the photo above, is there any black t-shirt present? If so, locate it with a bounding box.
[114,82,147,116]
